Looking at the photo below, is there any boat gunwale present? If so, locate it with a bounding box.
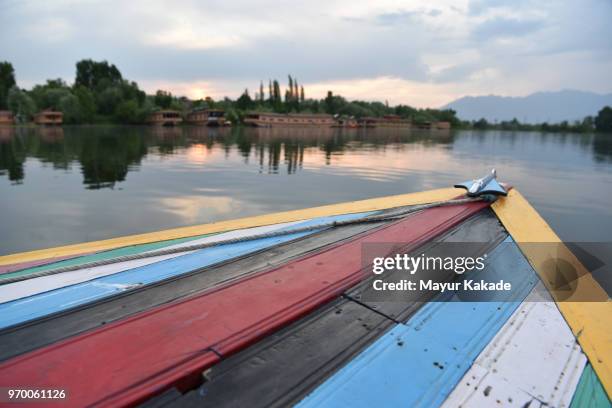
[0,188,461,267]
[1,186,609,400]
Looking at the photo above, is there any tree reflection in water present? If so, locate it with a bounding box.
[0,126,455,188]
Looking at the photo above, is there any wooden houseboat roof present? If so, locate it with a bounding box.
[35,109,63,116]
[246,112,333,119]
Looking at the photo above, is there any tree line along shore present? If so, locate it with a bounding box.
[0,60,610,132]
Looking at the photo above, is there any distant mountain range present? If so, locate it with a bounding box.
[443,90,612,124]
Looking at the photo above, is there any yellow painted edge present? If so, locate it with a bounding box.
[0,187,460,266]
[492,189,612,399]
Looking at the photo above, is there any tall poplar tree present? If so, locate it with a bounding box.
[259,81,265,102]
[0,61,16,110]
[273,80,281,106]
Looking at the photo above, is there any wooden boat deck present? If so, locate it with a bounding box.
[0,188,609,407]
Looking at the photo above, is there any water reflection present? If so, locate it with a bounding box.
[0,126,454,187]
[593,133,612,163]
[1,126,611,259]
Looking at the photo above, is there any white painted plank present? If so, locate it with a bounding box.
[442,283,586,408]
[0,220,305,304]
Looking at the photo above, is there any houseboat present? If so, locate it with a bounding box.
[415,121,451,130]
[357,115,412,128]
[332,116,359,128]
[148,110,182,126]
[358,117,378,128]
[34,110,63,126]
[377,114,412,128]
[0,111,15,125]
[186,109,229,127]
[244,112,335,127]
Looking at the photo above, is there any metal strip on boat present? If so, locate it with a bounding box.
[0,254,90,276]
[0,187,460,267]
[0,218,322,303]
[0,221,386,361]
[0,199,488,407]
[0,213,370,328]
[0,234,205,281]
[158,209,506,408]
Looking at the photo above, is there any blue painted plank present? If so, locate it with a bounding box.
[0,212,372,329]
[296,238,539,408]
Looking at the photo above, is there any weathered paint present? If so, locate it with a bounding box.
[0,255,88,275]
[570,364,612,408]
[174,298,394,408]
[0,222,386,362]
[492,189,612,398]
[0,187,460,266]
[0,200,487,407]
[0,213,367,328]
[0,219,310,303]
[296,238,537,408]
[442,284,586,408]
[348,209,507,322]
[162,210,506,408]
[0,234,205,282]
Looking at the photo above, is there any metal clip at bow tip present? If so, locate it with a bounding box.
[454,169,508,197]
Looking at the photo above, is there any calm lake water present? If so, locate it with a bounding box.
[1,125,612,257]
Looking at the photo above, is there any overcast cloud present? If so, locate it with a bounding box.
[0,0,610,107]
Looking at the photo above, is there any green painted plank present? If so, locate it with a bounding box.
[0,234,209,282]
[571,364,612,408]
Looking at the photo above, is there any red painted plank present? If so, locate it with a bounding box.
[0,201,488,407]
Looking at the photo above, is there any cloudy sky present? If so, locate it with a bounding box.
[1,0,611,107]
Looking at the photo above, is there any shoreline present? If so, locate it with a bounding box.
[0,123,605,135]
